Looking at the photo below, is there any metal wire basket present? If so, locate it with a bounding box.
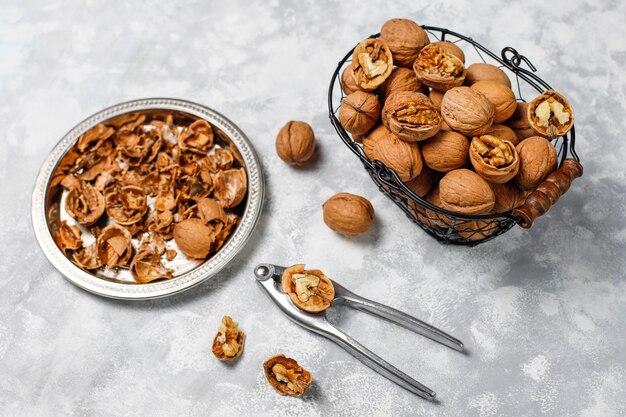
[328,25,582,246]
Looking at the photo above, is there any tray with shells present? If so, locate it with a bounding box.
[32,98,264,299]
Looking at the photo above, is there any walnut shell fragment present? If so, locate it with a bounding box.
[528,90,574,138]
[514,136,558,190]
[469,135,519,183]
[130,235,173,284]
[72,242,102,270]
[380,18,430,68]
[212,316,245,361]
[105,185,148,225]
[421,130,469,173]
[275,121,316,166]
[264,354,312,397]
[179,119,214,154]
[441,87,494,136]
[96,224,133,268]
[173,218,215,259]
[382,91,441,142]
[212,168,247,208]
[65,183,105,226]
[339,91,380,135]
[363,125,423,181]
[322,193,375,237]
[53,220,83,255]
[413,44,466,92]
[281,264,335,313]
[439,169,495,215]
[351,38,394,91]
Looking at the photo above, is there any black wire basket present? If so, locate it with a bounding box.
[328,25,582,246]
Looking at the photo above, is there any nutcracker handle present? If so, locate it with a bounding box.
[512,158,583,228]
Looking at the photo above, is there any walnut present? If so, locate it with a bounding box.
[65,183,105,226]
[275,121,316,165]
[430,41,465,63]
[381,91,441,142]
[323,193,375,237]
[263,355,312,396]
[514,136,558,190]
[377,67,424,103]
[428,90,444,110]
[413,185,449,228]
[105,185,148,225]
[413,44,466,92]
[362,125,423,181]
[403,166,435,198]
[212,316,245,361]
[173,218,215,259]
[339,91,380,135]
[341,66,360,95]
[506,101,543,141]
[53,220,83,255]
[470,80,517,123]
[212,168,247,208]
[484,123,519,146]
[130,235,173,283]
[96,224,133,268]
[469,135,520,183]
[439,169,495,215]
[350,38,394,91]
[421,130,469,173]
[197,197,227,224]
[489,182,528,213]
[528,90,574,138]
[454,220,497,241]
[440,87,494,136]
[179,120,214,154]
[281,264,335,312]
[465,63,511,87]
[380,18,430,67]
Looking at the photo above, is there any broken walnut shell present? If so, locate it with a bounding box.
[339,91,381,135]
[380,18,430,68]
[130,237,174,284]
[281,264,335,313]
[173,218,215,259]
[104,185,148,226]
[382,91,441,142]
[350,38,394,91]
[179,119,214,154]
[439,169,495,215]
[413,44,466,92]
[441,87,494,136]
[65,183,106,226]
[528,90,574,138]
[430,41,465,63]
[212,316,245,361]
[72,242,102,270]
[212,168,247,208]
[421,130,469,173]
[470,80,517,123]
[469,135,520,184]
[275,121,316,165]
[322,192,375,237]
[514,136,558,190]
[53,220,83,255]
[96,224,133,269]
[465,63,511,88]
[363,125,423,181]
[263,354,312,397]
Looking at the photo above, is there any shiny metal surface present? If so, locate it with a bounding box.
[254,263,465,400]
[31,98,264,300]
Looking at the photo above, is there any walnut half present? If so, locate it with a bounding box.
[263,354,312,396]
[281,264,335,313]
[212,316,245,361]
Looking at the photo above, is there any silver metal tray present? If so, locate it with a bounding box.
[32,98,264,300]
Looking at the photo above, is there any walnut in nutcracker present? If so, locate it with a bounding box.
[440,87,494,136]
[263,355,312,396]
[380,18,430,68]
[469,135,520,184]
[381,91,441,142]
[413,44,466,92]
[323,193,375,237]
[421,130,469,173]
[439,169,495,215]
[275,121,316,165]
[377,67,424,103]
[212,316,245,361]
[339,91,381,136]
[514,136,558,190]
[363,125,423,181]
[528,90,574,138]
[281,264,335,312]
[465,63,511,87]
[350,38,394,91]
[470,80,517,123]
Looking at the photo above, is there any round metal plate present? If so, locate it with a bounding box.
[32,98,264,300]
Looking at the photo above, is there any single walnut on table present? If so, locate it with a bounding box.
[212,316,245,361]
[275,121,316,165]
[263,354,312,396]
[322,193,375,238]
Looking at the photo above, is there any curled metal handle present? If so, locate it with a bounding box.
[501,47,537,72]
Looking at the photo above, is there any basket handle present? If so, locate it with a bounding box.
[512,158,583,228]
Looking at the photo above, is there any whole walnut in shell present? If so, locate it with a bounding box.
[430,41,465,63]
[264,355,312,397]
[363,125,423,181]
[341,66,360,95]
[381,91,441,142]
[528,90,574,138]
[421,130,469,173]
[351,38,394,91]
[439,169,495,215]
[465,63,511,87]
[489,182,528,213]
[428,90,444,110]
[403,166,436,198]
[469,135,519,184]
[377,67,424,103]
[470,80,517,123]
[275,121,316,165]
[339,91,380,135]
[380,18,430,68]
[413,44,466,92]
[441,87,494,136]
[323,192,375,237]
[484,123,519,146]
[514,136,558,190]
[506,101,541,141]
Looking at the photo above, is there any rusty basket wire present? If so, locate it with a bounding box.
[328,26,580,246]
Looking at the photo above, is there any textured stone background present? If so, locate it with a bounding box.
[1,0,625,416]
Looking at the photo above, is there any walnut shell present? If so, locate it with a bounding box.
[65,183,105,226]
[381,91,441,142]
[323,193,375,237]
[489,182,528,213]
[454,220,497,240]
[263,355,312,397]
[351,38,394,91]
[506,101,543,141]
[413,44,466,92]
[341,66,360,95]
[469,136,519,183]
[465,63,511,87]
[363,125,423,181]
[380,18,430,68]
[514,136,558,190]
[377,67,424,103]
[281,264,335,312]
[439,169,495,215]
[428,90,444,110]
[275,121,316,165]
[430,41,465,63]
[212,316,245,361]
[484,123,519,146]
[339,91,380,135]
[421,130,469,173]
[403,166,436,198]
[470,80,517,123]
[96,224,133,268]
[212,168,247,208]
[441,87,494,136]
[528,90,574,138]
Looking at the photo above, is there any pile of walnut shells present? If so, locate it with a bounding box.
[339,18,574,238]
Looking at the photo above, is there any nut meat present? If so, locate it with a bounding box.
[212,316,245,361]
[263,354,312,396]
[382,91,441,142]
[528,90,574,138]
[351,38,394,91]
[469,135,519,183]
[281,264,335,313]
[323,193,375,237]
[413,44,466,92]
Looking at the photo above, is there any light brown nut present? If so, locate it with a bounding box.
[380,18,430,68]
[179,120,214,154]
[412,185,450,228]
[212,168,247,208]
[428,90,444,111]
[489,182,528,213]
[382,91,441,142]
[263,355,312,396]
[439,169,495,215]
[465,63,511,87]
[528,90,574,138]
[469,135,520,184]
[173,218,215,259]
[351,38,394,91]
[339,91,381,135]
[421,130,469,173]
[506,101,545,141]
[53,220,83,255]
[65,183,105,226]
[96,224,133,268]
[441,87,494,136]
[430,41,465,63]
[413,44,466,92]
[377,67,424,103]
[323,193,375,237]
[470,80,517,123]
[212,316,245,361]
[275,121,316,165]
[484,123,519,146]
[105,185,148,226]
[363,125,423,181]
[341,66,360,95]
[454,220,497,240]
[281,264,335,312]
[403,166,436,198]
[514,136,558,190]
